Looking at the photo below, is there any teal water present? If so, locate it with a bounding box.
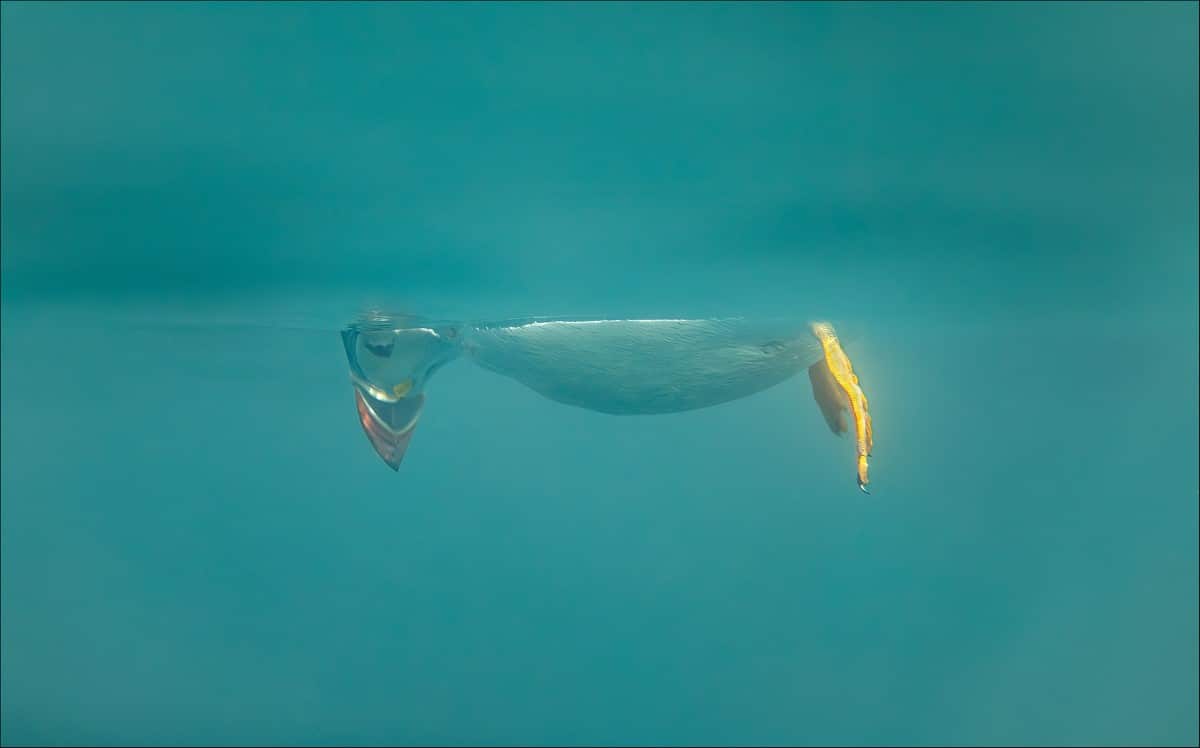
[2,2,1197,745]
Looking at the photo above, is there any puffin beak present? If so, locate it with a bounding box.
[352,388,424,470]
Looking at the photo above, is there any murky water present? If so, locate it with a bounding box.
[2,3,1197,745]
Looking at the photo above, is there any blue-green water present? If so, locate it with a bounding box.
[2,2,1197,745]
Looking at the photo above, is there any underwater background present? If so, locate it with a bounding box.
[2,2,1197,746]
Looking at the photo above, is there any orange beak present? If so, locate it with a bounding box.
[353,389,424,471]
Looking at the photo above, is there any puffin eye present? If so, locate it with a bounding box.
[364,339,395,358]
